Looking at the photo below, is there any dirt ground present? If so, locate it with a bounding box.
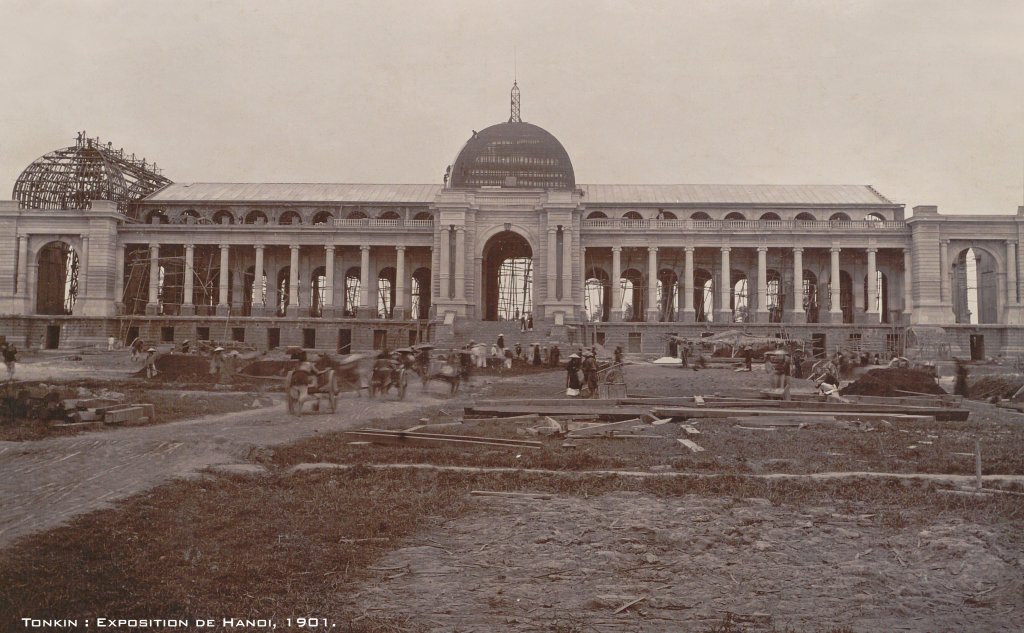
[355,492,1020,632]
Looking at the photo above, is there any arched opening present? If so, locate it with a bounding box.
[243,265,267,315]
[829,212,851,222]
[311,211,333,226]
[344,267,361,317]
[346,210,368,220]
[212,210,235,225]
[482,231,533,321]
[413,211,433,221]
[623,211,643,220]
[803,270,819,323]
[656,269,678,321]
[863,270,890,323]
[759,212,781,221]
[586,211,608,220]
[411,267,431,319]
[122,246,150,315]
[695,269,713,322]
[732,272,749,322]
[725,212,746,221]
[156,247,185,315]
[377,266,396,318]
[795,212,816,222]
[279,210,301,226]
[145,209,168,224]
[953,247,998,324]
[619,268,644,322]
[691,212,711,220]
[276,267,291,317]
[828,270,854,323]
[658,210,677,220]
[36,241,79,315]
[866,212,886,223]
[766,269,782,322]
[244,210,268,225]
[310,266,327,317]
[379,210,400,220]
[178,209,201,224]
[584,267,611,322]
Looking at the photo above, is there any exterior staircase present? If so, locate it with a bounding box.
[432,317,588,352]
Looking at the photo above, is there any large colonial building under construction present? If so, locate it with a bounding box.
[3,86,1023,358]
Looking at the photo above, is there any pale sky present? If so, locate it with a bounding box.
[1,0,1022,215]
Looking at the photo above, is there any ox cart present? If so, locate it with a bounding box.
[370,359,409,400]
[419,351,464,396]
[285,366,340,414]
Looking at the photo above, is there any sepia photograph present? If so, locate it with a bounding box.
[1,1,1022,631]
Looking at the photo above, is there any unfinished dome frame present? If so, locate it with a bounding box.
[13,132,172,213]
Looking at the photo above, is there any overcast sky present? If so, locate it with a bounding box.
[1,0,1022,215]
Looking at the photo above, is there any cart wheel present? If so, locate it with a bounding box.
[398,370,408,400]
[327,372,338,412]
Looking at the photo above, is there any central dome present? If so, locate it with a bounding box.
[449,121,575,189]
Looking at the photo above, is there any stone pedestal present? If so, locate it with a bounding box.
[180,304,195,316]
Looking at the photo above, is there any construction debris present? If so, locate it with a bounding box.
[343,429,542,450]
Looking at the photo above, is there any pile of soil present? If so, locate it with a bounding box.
[239,359,298,377]
[840,368,946,397]
[135,354,213,381]
[968,373,1024,400]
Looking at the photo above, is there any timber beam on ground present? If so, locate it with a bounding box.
[650,406,937,423]
[465,403,653,420]
[344,429,542,450]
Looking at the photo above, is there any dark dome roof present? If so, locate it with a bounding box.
[449,122,574,189]
[13,133,172,213]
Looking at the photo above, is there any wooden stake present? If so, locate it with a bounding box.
[975,438,983,490]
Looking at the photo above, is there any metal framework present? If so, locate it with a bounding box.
[13,132,171,213]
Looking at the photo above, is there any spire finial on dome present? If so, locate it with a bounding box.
[509,81,521,123]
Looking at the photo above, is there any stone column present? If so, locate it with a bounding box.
[114,242,126,314]
[1007,241,1018,305]
[454,226,466,301]
[829,246,843,321]
[717,247,731,323]
[181,244,195,315]
[756,246,769,321]
[439,228,451,300]
[562,226,573,304]
[791,247,804,321]
[146,243,160,315]
[579,246,587,309]
[78,235,90,300]
[251,244,264,315]
[217,244,230,315]
[939,240,950,304]
[324,245,335,315]
[287,244,300,316]
[866,248,878,321]
[546,228,558,302]
[682,246,695,322]
[394,246,406,319]
[611,246,623,321]
[359,245,372,317]
[903,248,913,318]
[646,246,659,322]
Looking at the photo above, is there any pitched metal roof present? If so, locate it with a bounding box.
[144,183,442,204]
[578,184,893,206]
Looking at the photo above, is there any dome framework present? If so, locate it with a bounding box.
[13,132,172,213]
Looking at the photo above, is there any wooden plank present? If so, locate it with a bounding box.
[694,395,705,405]
[567,418,643,438]
[353,428,542,447]
[467,404,652,419]
[343,431,542,450]
[678,439,706,453]
[653,407,937,423]
[682,424,700,435]
[462,414,542,423]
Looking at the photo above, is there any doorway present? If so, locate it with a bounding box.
[969,335,985,361]
[481,231,533,321]
[44,325,61,350]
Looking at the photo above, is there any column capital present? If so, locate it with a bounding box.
[684,246,695,253]
[185,243,196,251]
[866,247,877,254]
[647,246,658,253]
[757,246,768,253]
[611,246,622,253]
[454,225,466,233]
[80,234,89,241]
[547,227,558,234]
[792,246,803,254]
[395,245,406,252]
[325,244,336,252]
[720,246,731,253]
[1007,240,1018,246]
[360,244,371,252]
[941,239,950,245]
[219,243,230,250]
[290,243,300,251]
[149,243,160,251]
[830,246,842,253]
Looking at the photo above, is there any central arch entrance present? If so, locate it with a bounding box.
[482,231,533,321]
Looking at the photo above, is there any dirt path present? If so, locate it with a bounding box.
[354,492,1022,632]
[0,391,433,548]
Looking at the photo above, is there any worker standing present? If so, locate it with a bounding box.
[582,351,599,398]
[743,345,753,371]
[3,343,17,381]
[565,353,582,397]
[144,348,158,379]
